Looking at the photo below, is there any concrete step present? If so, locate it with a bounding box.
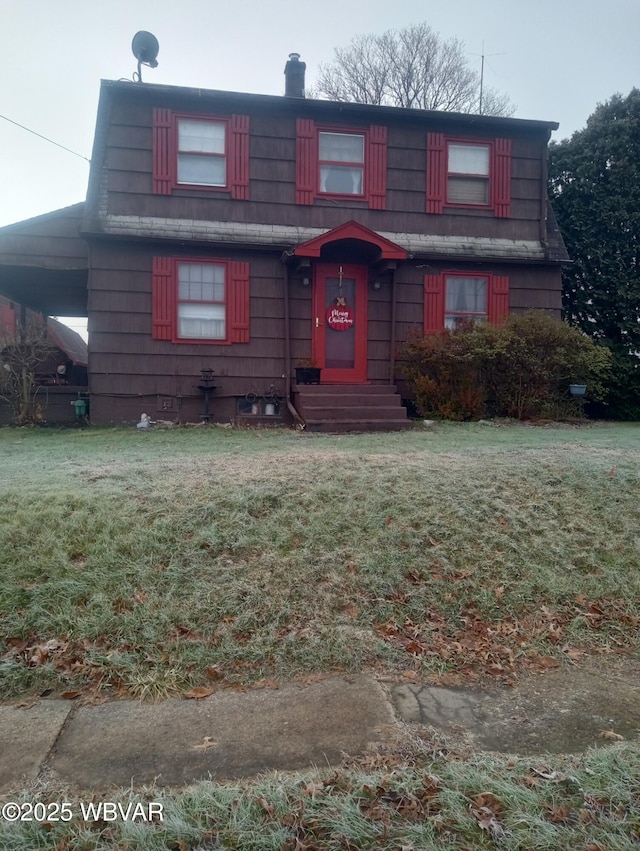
[293,383,409,432]
[294,383,400,395]
[302,405,407,420]
[304,418,412,433]
[298,394,406,407]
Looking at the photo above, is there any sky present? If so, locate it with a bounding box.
[0,0,638,337]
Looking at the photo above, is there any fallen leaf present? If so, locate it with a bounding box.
[302,781,325,797]
[531,768,566,781]
[401,669,419,682]
[60,691,81,700]
[533,656,561,670]
[257,796,274,816]
[205,665,224,681]
[599,729,624,741]
[544,804,575,824]
[192,736,217,751]
[300,674,326,685]
[183,686,213,700]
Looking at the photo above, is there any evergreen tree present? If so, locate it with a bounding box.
[549,89,640,417]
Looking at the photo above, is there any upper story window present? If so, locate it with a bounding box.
[151,257,250,345]
[296,119,387,209]
[177,119,226,187]
[318,132,365,196]
[426,133,511,217]
[447,143,490,206]
[153,109,250,200]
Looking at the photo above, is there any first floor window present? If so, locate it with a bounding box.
[319,131,365,195]
[424,272,509,334]
[177,263,226,340]
[152,257,250,345]
[177,119,226,187]
[445,276,487,327]
[447,143,490,205]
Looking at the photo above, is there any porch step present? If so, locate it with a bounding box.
[293,384,410,433]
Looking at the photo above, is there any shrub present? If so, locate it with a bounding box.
[399,312,612,421]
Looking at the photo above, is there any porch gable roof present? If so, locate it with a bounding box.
[293,221,408,261]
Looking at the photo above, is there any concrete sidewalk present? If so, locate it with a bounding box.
[3,666,638,794]
[0,675,398,793]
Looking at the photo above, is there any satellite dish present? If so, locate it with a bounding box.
[131,31,159,82]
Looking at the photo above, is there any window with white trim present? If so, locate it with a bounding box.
[318,131,365,195]
[447,142,490,205]
[177,119,226,187]
[177,262,226,340]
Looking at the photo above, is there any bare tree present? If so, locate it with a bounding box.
[0,313,54,425]
[313,24,514,117]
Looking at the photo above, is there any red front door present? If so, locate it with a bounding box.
[312,263,368,383]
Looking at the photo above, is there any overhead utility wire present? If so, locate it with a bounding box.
[0,113,90,162]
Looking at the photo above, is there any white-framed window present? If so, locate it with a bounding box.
[444,275,488,328]
[318,131,365,195]
[177,119,226,187]
[447,143,490,205]
[177,262,226,340]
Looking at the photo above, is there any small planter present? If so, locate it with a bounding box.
[569,384,587,397]
[295,367,321,385]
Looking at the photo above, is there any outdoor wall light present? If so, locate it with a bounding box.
[371,279,382,290]
[301,276,310,287]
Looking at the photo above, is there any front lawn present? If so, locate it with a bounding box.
[2,422,639,850]
[1,422,638,700]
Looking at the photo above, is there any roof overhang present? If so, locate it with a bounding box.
[0,204,88,316]
[293,220,408,261]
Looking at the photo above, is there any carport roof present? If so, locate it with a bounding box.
[0,204,88,316]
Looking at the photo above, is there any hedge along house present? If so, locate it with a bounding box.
[0,54,568,430]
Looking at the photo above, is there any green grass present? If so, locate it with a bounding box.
[1,741,639,849]
[1,423,640,850]
[1,422,639,699]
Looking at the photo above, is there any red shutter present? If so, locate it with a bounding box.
[488,275,510,323]
[229,114,250,200]
[493,138,511,218]
[296,118,316,205]
[152,257,174,340]
[367,124,387,210]
[424,274,445,333]
[228,261,250,344]
[153,109,173,195]
[426,133,446,214]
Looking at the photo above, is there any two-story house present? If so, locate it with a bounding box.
[0,54,567,429]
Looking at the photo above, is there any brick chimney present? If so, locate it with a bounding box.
[284,53,305,98]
